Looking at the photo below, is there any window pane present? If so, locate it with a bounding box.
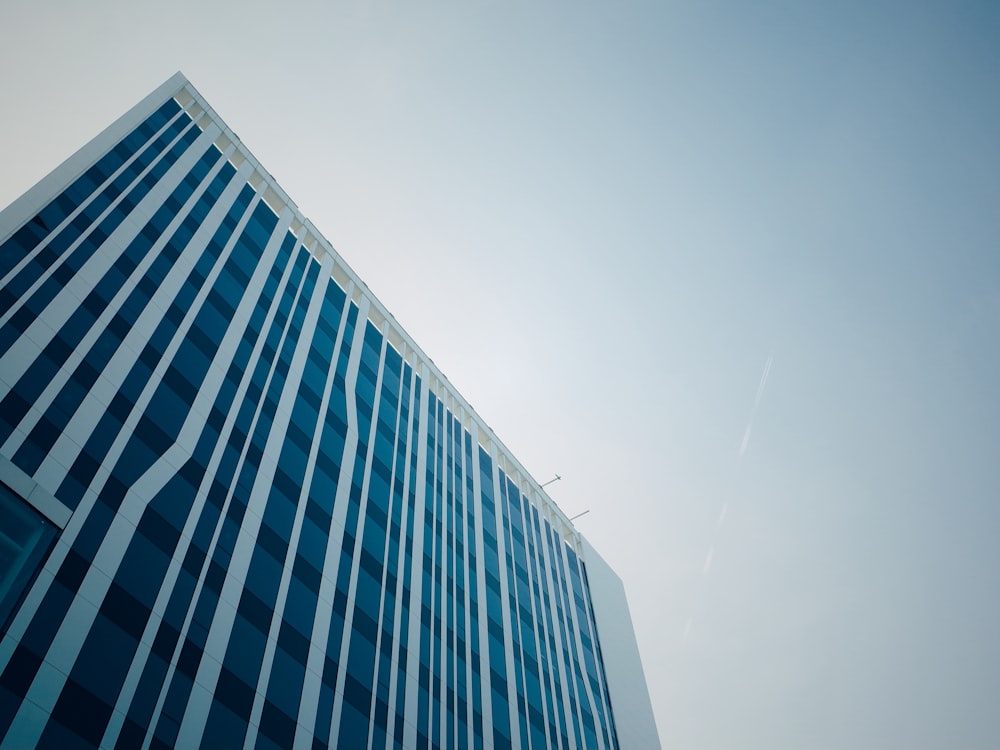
[0,483,57,631]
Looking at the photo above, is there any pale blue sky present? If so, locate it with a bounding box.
[2,2,999,748]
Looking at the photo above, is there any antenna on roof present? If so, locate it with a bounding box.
[540,474,561,488]
[569,510,590,522]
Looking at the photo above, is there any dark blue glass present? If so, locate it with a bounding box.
[0,99,182,283]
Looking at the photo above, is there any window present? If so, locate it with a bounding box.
[0,483,57,631]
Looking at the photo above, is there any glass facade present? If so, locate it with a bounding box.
[0,76,624,749]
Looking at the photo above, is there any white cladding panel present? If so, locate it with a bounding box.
[581,537,662,750]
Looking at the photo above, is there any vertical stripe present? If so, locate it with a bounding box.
[0,76,630,750]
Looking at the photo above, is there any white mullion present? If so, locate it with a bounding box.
[525,506,564,750]
[460,426,476,750]
[0,74,191,253]
[551,526,587,750]
[326,295,378,741]
[0,111,206,378]
[490,458,522,750]
[0,107,192,301]
[469,424,493,740]
[439,409,451,748]
[571,552,616,750]
[139,196,299,750]
[292,277,358,750]
[432,396,444,746]
[363,333,397,750]
[538,512,579,749]
[0,117,217,470]
[504,480,531,750]
[562,548,609,750]
[0,131,244,678]
[238,247,333,750]
[581,559,618,750]
[450,414,460,749]
[315,289,364,738]
[96,140,257,745]
[384,357,416,749]
[168,202,310,749]
[428,399,444,747]
[32,125,227,495]
[268,262,345,748]
[401,365,430,749]
[518,494,549,750]
[2,152,261,750]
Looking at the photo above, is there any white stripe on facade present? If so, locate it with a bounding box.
[240,246,337,750]
[135,191,300,749]
[469,421,495,742]
[383,350,417,750]
[0,102,190,293]
[0,115,210,467]
[171,201,307,749]
[132,189,295,747]
[0,132,248,678]
[0,71,656,750]
[98,140,246,747]
[490,453,522,750]
[3,139,262,749]
[293,274,358,750]
[324,291,371,743]
[527,506,565,750]
[538,512,580,749]
[402,365,431,749]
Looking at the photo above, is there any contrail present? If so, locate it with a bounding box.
[739,353,773,459]
[685,353,774,647]
[754,353,773,404]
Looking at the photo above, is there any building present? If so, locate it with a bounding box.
[0,73,660,750]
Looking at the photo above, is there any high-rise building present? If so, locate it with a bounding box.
[0,73,660,750]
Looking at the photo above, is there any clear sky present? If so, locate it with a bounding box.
[2,2,999,748]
